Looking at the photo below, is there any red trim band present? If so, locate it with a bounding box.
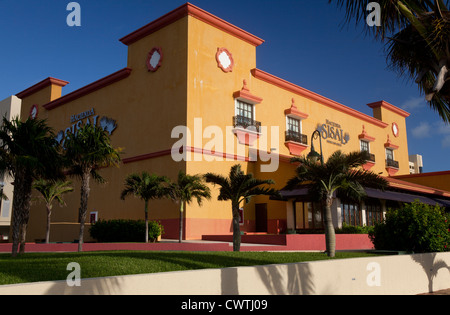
[122,147,251,164]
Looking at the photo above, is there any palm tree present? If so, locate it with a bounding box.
[33,179,74,244]
[121,172,170,243]
[0,117,64,256]
[286,150,388,257]
[168,171,211,243]
[329,0,450,122]
[64,124,122,252]
[204,164,279,252]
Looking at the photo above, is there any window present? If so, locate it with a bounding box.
[360,140,370,153]
[386,148,394,161]
[294,201,323,230]
[234,100,261,133]
[287,117,300,134]
[285,116,307,145]
[386,148,399,168]
[341,201,362,226]
[236,100,254,120]
[365,201,383,226]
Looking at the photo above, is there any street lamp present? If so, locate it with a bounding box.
[307,129,324,165]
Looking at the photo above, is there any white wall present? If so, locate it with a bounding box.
[0,252,448,295]
[0,96,22,235]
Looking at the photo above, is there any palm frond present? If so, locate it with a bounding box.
[286,150,388,202]
[330,0,450,122]
[121,172,170,201]
[169,171,211,206]
[206,164,278,205]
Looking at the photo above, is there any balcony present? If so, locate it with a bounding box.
[233,115,261,133]
[386,159,399,169]
[285,130,308,145]
[367,153,376,163]
[361,152,376,171]
[232,115,261,146]
[284,130,308,156]
[386,158,399,176]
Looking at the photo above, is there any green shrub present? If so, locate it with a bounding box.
[90,219,164,243]
[336,223,374,234]
[369,201,450,253]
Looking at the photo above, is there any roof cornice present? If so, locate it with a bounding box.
[251,68,389,129]
[119,3,265,47]
[16,77,69,99]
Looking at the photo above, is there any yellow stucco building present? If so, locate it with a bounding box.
[12,3,450,243]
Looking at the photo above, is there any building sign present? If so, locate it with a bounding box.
[55,108,117,144]
[319,120,350,146]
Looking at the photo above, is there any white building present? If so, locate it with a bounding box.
[0,96,22,240]
[409,154,424,174]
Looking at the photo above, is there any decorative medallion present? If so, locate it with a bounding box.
[30,104,38,119]
[146,47,163,72]
[392,122,399,138]
[216,47,234,73]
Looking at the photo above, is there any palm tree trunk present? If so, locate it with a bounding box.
[324,195,336,258]
[144,200,149,243]
[232,202,241,252]
[11,171,32,257]
[45,204,52,244]
[179,201,184,243]
[78,170,90,252]
[11,190,22,257]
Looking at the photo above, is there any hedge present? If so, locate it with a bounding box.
[369,201,450,253]
[90,219,164,243]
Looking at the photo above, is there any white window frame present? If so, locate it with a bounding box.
[235,99,255,120]
[385,148,394,161]
[286,116,302,135]
[360,140,370,153]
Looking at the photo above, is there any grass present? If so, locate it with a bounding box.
[0,251,377,286]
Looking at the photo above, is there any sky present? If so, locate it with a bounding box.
[0,0,449,172]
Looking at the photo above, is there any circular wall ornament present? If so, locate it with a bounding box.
[30,104,38,119]
[392,122,399,137]
[146,47,163,72]
[216,47,234,73]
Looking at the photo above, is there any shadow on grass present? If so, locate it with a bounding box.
[0,251,362,294]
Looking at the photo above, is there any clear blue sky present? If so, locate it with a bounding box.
[0,0,448,172]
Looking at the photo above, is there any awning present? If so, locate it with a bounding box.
[365,188,449,207]
[278,187,309,199]
[276,187,450,208]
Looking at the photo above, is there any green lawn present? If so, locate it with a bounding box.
[0,251,377,285]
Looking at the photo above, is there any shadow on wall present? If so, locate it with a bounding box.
[220,262,315,295]
[256,263,315,295]
[411,253,450,294]
[44,276,124,295]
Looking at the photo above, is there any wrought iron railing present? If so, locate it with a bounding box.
[386,159,399,168]
[285,130,308,145]
[233,115,261,133]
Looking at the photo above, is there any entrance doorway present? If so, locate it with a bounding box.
[255,203,268,232]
